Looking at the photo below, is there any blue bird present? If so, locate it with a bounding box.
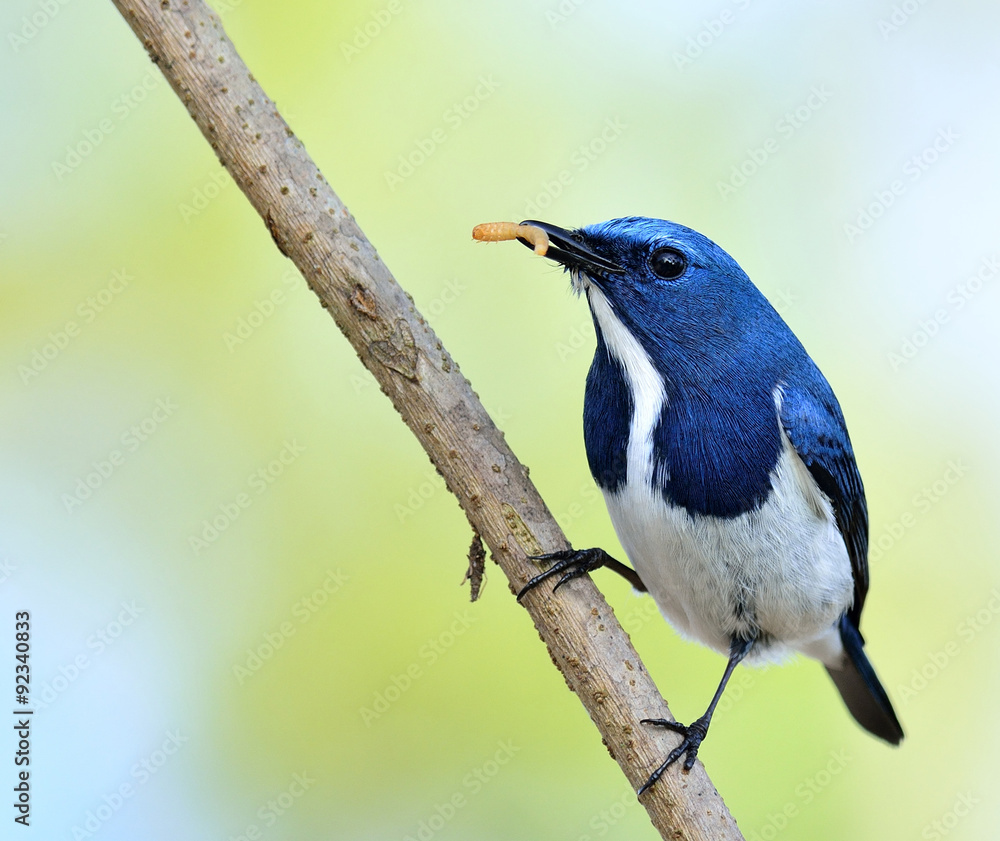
[510,217,903,793]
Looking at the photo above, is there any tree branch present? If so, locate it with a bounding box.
[109,2,744,838]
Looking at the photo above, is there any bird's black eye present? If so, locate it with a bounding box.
[648,247,687,280]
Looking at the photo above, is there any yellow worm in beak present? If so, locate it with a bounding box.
[472,222,549,256]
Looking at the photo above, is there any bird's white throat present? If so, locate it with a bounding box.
[586,285,666,490]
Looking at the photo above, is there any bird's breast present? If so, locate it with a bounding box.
[583,284,852,659]
[603,435,854,660]
[583,284,782,518]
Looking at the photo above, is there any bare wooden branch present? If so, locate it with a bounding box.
[108,2,745,838]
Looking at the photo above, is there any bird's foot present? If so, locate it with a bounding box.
[516,548,613,602]
[637,715,711,794]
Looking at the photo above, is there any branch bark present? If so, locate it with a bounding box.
[109,2,745,838]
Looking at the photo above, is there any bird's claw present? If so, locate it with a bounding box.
[516,548,607,602]
[637,716,710,794]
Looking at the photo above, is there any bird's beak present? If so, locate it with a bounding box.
[518,220,624,275]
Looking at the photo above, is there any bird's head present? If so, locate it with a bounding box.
[519,216,793,380]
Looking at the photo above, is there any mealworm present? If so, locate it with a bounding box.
[472,221,549,256]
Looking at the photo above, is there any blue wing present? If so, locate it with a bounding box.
[778,372,869,628]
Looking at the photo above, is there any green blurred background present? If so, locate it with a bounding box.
[2,1,998,838]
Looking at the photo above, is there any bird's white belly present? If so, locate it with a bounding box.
[603,440,854,663]
[584,281,853,664]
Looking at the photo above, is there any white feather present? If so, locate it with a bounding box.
[586,286,666,489]
[604,434,852,666]
[587,283,852,667]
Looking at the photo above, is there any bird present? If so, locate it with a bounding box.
[506,217,904,794]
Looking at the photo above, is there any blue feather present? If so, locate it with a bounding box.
[505,215,903,761]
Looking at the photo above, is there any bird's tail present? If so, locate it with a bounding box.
[824,615,904,745]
